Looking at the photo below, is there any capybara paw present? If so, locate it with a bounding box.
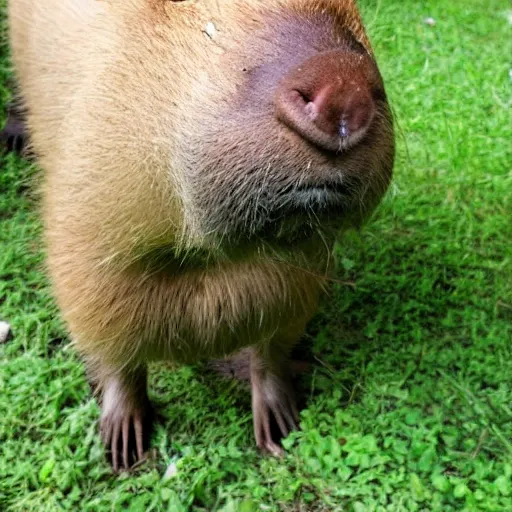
[101,407,151,471]
[100,376,152,471]
[252,373,299,457]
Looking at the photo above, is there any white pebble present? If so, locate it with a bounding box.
[424,17,436,26]
[163,461,179,480]
[0,321,12,343]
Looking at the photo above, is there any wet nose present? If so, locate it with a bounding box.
[274,50,379,152]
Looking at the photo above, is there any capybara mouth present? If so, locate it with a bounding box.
[191,166,365,247]
[269,181,352,221]
[291,180,351,206]
[228,181,356,244]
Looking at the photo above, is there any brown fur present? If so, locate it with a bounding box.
[8,0,394,469]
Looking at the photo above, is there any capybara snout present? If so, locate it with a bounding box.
[275,50,379,152]
[162,3,395,243]
[9,0,394,469]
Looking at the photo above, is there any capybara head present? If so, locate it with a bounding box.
[111,0,394,252]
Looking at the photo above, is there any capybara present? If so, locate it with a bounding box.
[8,0,395,470]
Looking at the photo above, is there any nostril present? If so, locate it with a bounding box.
[372,86,387,103]
[296,90,312,104]
[293,90,314,120]
[339,92,375,138]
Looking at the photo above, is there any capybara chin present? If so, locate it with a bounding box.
[8,0,394,470]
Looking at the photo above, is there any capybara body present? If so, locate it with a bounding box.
[9,0,395,469]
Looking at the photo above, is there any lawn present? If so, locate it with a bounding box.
[1,0,511,511]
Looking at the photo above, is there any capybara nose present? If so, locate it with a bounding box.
[274,50,378,152]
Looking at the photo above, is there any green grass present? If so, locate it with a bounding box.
[1,0,511,510]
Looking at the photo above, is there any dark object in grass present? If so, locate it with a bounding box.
[7,0,394,471]
[0,101,29,156]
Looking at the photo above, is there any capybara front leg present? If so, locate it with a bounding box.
[250,345,300,457]
[98,366,152,471]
